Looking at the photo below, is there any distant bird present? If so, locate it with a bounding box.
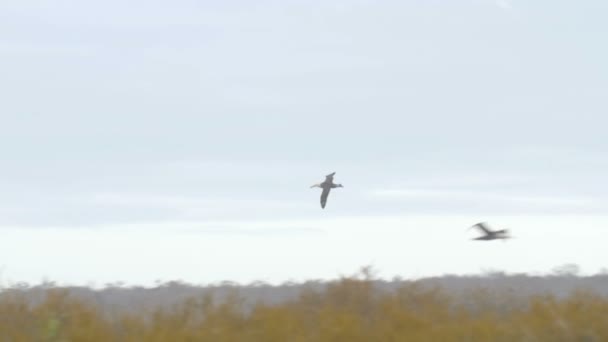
[469,222,511,241]
[310,172,343,209]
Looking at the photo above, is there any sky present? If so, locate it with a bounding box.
[1,0,608,285]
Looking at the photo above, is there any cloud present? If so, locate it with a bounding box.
[370,188,601,211]
[495,0,513,10]
[389,174,527,189]
[89,192,305,219]
[105,220,326,237]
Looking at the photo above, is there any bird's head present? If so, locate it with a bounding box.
[336,184,344,188]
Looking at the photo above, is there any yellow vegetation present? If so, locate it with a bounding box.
[1,275,607,341]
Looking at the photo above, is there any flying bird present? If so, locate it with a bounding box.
[469,222,511,241]
[310,172,343,209]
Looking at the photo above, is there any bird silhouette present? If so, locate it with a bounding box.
[310,172,343,209]
[469,222,511,241]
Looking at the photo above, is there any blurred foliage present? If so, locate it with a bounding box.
[1,270,608,341]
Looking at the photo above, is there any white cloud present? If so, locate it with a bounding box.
[495,0,513,10]
[389,174,527,188]
[3,215,608,285]
[370,188,600,209]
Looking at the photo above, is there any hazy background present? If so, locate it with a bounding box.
[1,0,607,285]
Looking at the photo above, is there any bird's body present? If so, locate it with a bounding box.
[469,222,511,241]
[311,172,343,209]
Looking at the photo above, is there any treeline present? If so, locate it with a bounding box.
[1,268,608,340]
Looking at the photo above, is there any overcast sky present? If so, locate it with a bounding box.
[1,0,608,285]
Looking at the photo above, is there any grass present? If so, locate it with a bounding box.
[0,269,607,341]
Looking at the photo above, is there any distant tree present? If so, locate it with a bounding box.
[481,268,506,278]
[551,264,581,276]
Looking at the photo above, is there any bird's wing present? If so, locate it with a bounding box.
[320,187,331,208]
[325,172,336,182]
[471,222,492,235]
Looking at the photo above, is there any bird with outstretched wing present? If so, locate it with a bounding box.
[310,172,343,209]
[468,222,511,241]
